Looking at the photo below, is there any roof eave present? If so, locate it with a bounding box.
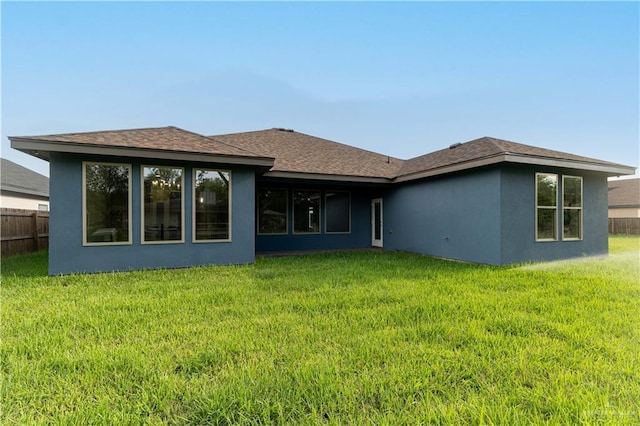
[264,170,393,184]
[393,155,505,183]
[503,154,636,176]
[393,154,636,183]
[10,138,275,168]
[1,186,49,198]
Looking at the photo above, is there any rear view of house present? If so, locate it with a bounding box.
[10,126,635,275]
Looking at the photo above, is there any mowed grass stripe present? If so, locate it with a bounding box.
[1,237,638,424]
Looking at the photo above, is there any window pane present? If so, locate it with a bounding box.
[537,208,556,240]
[258,188,287,234]
[293,190,320,233]
[563,209,581,239]
[563,176,582,207]
[195,170,230,240]
[143,166,183,241]
[326,191,350,233]
[85,163,130,243]
[536,174,557,207]
[563,176,582,240]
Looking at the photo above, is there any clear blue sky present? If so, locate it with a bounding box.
[2,1,638,177]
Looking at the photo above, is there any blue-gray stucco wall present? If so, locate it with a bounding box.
[255,182,378,252]
[384,165,610,265]
[500,166,609,264]
[383,168,503,264]
[48,153,256,275]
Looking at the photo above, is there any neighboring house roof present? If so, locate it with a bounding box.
[9,126,274,168]
[10,126,635,182]
[210,128,404,182]
[0,158,49,198]
[608,178,640,208]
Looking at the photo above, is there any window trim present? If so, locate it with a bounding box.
[192,168,232,243]
[82,161,132,247]
[535,172,558,242]
[292,189,321,235]
[257,188,289,236]
[324,190,351,234]
[562,175,583,241]
[141,165,185,245]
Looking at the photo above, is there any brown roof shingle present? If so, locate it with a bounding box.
[397,136,626,179]
[210,128,404,179]
[12,126,634,180]
[16,126,265,159]
[608,178,640,207]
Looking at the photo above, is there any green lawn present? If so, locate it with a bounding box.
[2,237,639,424]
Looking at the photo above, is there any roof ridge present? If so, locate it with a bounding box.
[288,129,404,162]
[212,128,404,162]
[206,136,267,158]
[169,126,264,157]
[17,125,177,139]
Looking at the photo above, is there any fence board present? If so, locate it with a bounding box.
[1,208,49,257]
[609,218,640,235]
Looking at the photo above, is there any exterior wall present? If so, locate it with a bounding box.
[609,208,640,218]
[49,153,255,275]
[384,168,503,264]
[0,193,49,211]
[500,166,609,264]
[255,181,379,252]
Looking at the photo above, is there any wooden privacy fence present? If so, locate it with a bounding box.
[1,208,49,258]
[609,218,640,235]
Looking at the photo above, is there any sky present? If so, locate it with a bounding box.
[1,1,638,178]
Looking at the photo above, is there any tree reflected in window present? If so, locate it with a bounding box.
[194,169,230,241]
[84,163,130,244]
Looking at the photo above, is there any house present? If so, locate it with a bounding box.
[9,126,635,275]
[608,178,640,218]
[0,158,49,211]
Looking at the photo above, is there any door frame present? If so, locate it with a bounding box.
[371,198,383,247]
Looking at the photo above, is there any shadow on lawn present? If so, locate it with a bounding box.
[1,250,49,278]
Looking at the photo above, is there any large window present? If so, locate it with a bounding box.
[194,169,230,242]
[325,191,350,233]
[536,173,558,241]
[142,166,184,243]
[293,190,320,234]
[258,188,288,234]
[83,162,131,245]
[563,175,583,240]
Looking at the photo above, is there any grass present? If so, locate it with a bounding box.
[1,237,639,424]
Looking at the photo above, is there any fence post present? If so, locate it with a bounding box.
[32,212,39,251]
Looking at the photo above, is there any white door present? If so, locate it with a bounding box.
[371,198,383,247]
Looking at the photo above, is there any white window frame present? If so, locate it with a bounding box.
[292,189,321,235]
[324,191,351,234]
[192,169,232,243]
[141,165,185,245]
[562,175,583,241]
[257,188,289,235]
[82,161,132,246]
[535,172,558,242]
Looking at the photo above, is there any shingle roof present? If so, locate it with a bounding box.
[1,158,49,198]
[13,126,266,159]
[397,136,627,179]
[210,128,404,179]
[11,126,634,181]
[608,178,640,207]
